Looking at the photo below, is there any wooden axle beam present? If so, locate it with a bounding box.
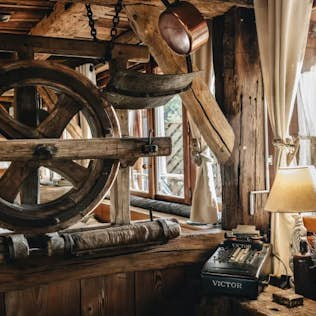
[0,137,171,161]
[0,34,149,61]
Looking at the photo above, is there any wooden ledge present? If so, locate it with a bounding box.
[0,227,223,292]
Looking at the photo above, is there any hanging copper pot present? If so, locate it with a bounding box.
[158,1,209,55]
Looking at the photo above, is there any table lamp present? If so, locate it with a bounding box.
[265,166,316,214]
[265,165,316,254]
[264,166,316,298]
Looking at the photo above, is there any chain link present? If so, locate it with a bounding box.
[85,4,97,42]
[110,0,123,55]
[85,1,123,61]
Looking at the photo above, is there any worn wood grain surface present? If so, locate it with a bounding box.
[5,280,80,316]
[0,137,172,161]
[81,273,135,316]
[213,8,269,232]
[198,286,316,316]
[3,265,203,316]
[0,34,149,61]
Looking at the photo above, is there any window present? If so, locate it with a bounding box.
[130,96,194,204]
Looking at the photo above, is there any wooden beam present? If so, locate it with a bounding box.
[0,137,172,161]
[126,4,235,163]
[26,1,253,50]
[81,1,252,19]
[110,110,131,225]
[0,96,13,104]
[0,33,149,61]
[60,0,254,18]
[14,48,39,205]
[213,8,269,232]
[30,2,123,40]
[62,0,252,5]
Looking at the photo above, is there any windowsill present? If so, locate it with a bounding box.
[95,199,220,233]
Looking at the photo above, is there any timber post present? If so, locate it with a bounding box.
[110,109,132,225]
[14,48,40,205]
[213,8,269,232]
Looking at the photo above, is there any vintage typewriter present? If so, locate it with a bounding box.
[201,225,271,299]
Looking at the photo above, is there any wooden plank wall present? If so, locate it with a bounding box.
[0,266,200,316]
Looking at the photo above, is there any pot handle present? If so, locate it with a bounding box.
[186,55,193,73]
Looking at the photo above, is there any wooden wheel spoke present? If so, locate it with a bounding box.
[0,106,39,139]
[37,94,80,138]
[0,162,37,203]
[42,160,90,190]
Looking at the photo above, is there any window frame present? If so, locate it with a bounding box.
[130,104,196,205]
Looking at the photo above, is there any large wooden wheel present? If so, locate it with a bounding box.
[0,61,120,233]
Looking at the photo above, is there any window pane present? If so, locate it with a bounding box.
[155,95,184,198]
[129,110,150,193]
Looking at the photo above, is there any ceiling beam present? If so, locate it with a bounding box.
[58,0,253,19]
[30,2,123,40]
[58,0,253,7]
[0,33,149,61]
[28,1,253,41]
[29,2,128,59]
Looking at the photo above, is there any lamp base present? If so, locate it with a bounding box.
[291,214,308,256]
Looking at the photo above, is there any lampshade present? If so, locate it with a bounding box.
[264,166,316,212]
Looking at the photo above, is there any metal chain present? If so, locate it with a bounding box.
[85,0,123,61]
[109,0,123,54]
[85,4,97,41]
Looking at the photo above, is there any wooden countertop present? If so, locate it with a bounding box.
[241,286,316,316]
[199,286,316,316]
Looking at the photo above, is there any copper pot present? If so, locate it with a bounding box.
[158,1,209,55]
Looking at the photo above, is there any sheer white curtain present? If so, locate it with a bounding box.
[189,22,219,224]
[254,0,313,274]
[297,69,316,165]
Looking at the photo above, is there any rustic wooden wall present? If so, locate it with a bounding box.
[213,8,269,232]
[0,266,200,316]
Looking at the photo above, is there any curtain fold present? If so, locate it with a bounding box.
[297,70,316,165]
[254,0,313,274]
[189,22,219,224]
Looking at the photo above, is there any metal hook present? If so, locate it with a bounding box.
[142,129,158,154]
